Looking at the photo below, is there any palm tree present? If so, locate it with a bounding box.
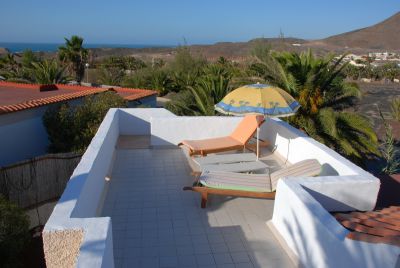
[58,35,88,83]
[30,60,69,84]
[252,47,379,163]
[167,64,233,116]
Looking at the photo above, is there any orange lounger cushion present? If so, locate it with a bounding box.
[179,115,265,156]
[180,137,242,154]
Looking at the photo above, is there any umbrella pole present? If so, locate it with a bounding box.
[256,127,259,160]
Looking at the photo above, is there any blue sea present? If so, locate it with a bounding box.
[0,42,172,53]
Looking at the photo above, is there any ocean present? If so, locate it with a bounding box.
[0,42,172,53]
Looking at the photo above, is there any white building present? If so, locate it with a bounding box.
[43,108,399,268]
[0,82,157,166]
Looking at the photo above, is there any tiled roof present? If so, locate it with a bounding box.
[0,82,158,115]
[334,206,400,247]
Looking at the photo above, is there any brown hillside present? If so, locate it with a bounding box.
[320,12,400,50]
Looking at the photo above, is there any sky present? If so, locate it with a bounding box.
[0,0,399,45]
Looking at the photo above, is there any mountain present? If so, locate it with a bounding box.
[1,12,399,60]
[319,12,400,50]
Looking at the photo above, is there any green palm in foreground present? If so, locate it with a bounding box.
[58,35,88,83]
[252,48,378,163]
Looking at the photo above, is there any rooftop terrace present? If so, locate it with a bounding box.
[43,108,400,268]
[103,144,292,267]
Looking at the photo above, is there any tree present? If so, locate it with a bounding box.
[29,60,69,84]
[167,64,233,116]
[252,46,379,163]
[21,49,39,68]
[43,91,127,153]
[97,66,125,86]
[58,35,88,83]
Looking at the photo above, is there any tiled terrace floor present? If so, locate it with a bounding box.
[102,147,294,268]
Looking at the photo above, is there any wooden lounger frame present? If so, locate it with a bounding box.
[179,144,247,157]
[183,185,276,208]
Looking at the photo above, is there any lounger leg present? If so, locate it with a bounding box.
[201,191,208,208]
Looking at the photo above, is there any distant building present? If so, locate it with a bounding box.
[0,82,157,166]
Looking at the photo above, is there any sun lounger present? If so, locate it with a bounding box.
[178,115,265,156]
[184,159,322,208]
[201,161,268,173]
[192,153,257,166]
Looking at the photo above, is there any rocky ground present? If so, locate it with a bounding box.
[355,81,400,141]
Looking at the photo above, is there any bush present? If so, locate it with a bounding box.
[379,108,400,174]
[391,98,400,122]
[43,91,127,153]
[0,196,30,268]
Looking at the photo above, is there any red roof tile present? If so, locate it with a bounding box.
[334,206,400,247]
[0,82,158,115]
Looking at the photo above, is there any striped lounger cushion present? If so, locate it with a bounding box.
[200,159,322,192]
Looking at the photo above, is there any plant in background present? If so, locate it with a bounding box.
[0,53,26,82]
[148,68,174,96]
[378,108,400,174]
[391,98,400,122]
[124,56,147,71]
[43,91,127,153]
[122,68,148,88]
[0,195,30,268]
[97,66,125,86]
[169,45,206,91]
[167,64,233,115]
[21,49,40,69]
[29,60,69,84]
[252,45,379,164]
[58,35,88,83]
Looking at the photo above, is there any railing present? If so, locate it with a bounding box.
[0,153,81,209]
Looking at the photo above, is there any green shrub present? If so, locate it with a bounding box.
[391,98,400,121]
[379,108,400,174]
[0,196,30,268]
[97,66,125,86]
[43,91,127,153]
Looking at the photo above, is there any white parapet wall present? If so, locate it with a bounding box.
[43,108,178,267]
[264,117,394,267]
[43,108,121,268]
[271,178,400,268]
[150,116,243,146]
[119,108,176,135]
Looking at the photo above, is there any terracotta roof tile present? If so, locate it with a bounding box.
[334,206,400,247]
[0,82,158,115]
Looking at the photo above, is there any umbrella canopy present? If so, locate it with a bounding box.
[215,83,300,117]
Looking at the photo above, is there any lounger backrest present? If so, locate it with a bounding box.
[270,159,321,191]
[230,115,265,144]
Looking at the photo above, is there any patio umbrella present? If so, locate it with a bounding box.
[214,83,300,159]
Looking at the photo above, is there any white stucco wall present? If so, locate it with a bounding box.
[271,178,400,268]
[44,108,120,268]
[0,108,49,166]
[262,118,371,177]
[119,108,175,135]
[150,116,243,146]
[44,108,176,267]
